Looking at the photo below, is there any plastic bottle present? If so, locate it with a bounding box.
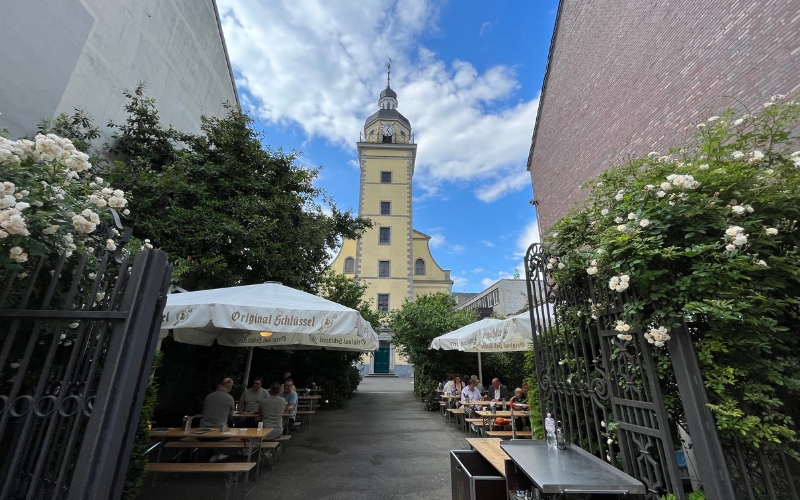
[545,413,557,449]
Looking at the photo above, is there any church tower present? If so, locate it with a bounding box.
[331,67,453,375]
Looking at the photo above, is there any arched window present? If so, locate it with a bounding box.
[415,258,426,276]
[344,257,355,274]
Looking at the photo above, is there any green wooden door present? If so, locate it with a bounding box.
[374,341,390,373]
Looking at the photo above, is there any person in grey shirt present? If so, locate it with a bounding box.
[258,381,287,441]
[239,377,269,412]
[199,378,235,463]
[200,378,235,427]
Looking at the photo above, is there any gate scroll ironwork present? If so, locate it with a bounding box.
[0,217,171,500]
[524,243,684,499]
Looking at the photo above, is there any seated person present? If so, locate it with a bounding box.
[442,373,455,393]
[280,377,299,429]
[452,375,466,394]
[199,377,235,463]
[488,378,513,402]
[460,378,483,414]
[470,375,484,393]
[509,387,525,404]
[258,381,287,441]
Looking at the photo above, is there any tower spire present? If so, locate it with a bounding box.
[387,55,392,87]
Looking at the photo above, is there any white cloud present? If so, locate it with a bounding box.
[475,170,531,203]
[514,219,541,259]
[480,240,496,247]
[429,233,445,248]
[473,268,484,273]
[479,21,493,36]
[450,244,465,254]
[481,277,496,288]
[218,0,537,203]
[452,276,469,289]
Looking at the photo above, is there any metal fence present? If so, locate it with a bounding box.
[524,242,799,500]
[0,232,170,500]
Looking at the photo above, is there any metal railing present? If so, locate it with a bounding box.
[359,131,414,144]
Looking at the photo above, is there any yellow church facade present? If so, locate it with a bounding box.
[330,82,453,376]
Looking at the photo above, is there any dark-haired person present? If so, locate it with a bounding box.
[237,377,268,428]
[281,377,299,430]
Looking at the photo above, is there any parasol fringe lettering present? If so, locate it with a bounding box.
[230,311,317,327]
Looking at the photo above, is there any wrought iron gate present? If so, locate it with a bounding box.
[525,243,684,499]
[0,240,171,500]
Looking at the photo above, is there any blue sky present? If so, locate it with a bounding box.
[217,0,559,292]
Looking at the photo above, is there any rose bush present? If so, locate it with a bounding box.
[545,95,800,458]
[0,132,129,269]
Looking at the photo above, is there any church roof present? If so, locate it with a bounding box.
[364,108,410,128]
[380,86,397,99]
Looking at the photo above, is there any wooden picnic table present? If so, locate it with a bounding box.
[149,426,274,493]
[298,395,321,400]
[150,427,272,439]
[466,438,508,477]
[475,410,530,419]
[456,400,493,407]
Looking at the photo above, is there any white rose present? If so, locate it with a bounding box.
[600,208,609,216]
[756,260,767,267]
[733,118,744,126]
[615,193,624,201]
[731,205,746,215]
[627,213,636,220]
[733,234,748,246]
[639,219,650,227]
[615,217,624,223]
[732,151,744,159]
[698,164,709,170]
[617,224,627,232]
[765,227,778,235]
[725,244,736,252]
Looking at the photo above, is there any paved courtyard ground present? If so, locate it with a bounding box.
[139,377,470,500]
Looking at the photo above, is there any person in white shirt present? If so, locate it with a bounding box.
[461,379,483,413]
[442,373,455,393]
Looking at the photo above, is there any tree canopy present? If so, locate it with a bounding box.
[105,85,371,291]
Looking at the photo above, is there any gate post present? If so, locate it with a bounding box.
[67,249,171,500]
[668,321,735,499]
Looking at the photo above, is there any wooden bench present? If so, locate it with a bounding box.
[465,418,486,437]
[295,410,315,428]
[164,439,278,476]
[145,462,256,500]
[484,430,533,439]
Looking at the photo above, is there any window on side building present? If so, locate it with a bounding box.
[414,258,426,275]
[377,293,389,311]
[380,171,392,183]
[379,227,391,245]
[378,260,390,278]
[344,257,355,274]
[380,201,391,215]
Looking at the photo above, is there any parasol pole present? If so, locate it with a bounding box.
[477,352,483,388]
[242,346,254,385]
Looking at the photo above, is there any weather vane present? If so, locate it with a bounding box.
[387,55,392,87]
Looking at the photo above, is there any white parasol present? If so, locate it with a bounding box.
[428,318,502,384]
[159,282,379,382]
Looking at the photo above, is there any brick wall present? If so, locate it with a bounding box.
[528,0,800,231]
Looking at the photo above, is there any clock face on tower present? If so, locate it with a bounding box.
[380,122,395,136]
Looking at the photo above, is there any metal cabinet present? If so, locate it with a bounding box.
[451,450,507,500]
